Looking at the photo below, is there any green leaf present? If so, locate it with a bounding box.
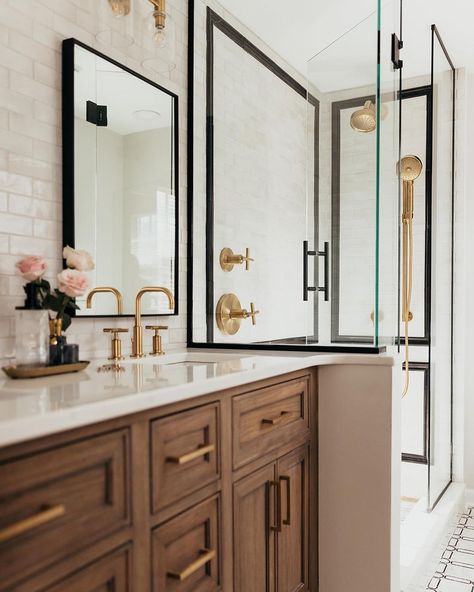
[62,313,72,332]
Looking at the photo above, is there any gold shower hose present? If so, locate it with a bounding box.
[399,155,423,398]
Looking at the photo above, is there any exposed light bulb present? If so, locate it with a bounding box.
[153,27,167,48]
[108,0,130,17]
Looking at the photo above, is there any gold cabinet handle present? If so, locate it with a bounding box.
[280,475,291,526]
[166,443,215,465]
[269,480,282,532]
[0,504,65,544]
[167,548,216,581]
[262,411,290,427]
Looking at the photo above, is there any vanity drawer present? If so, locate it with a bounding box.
[0,429,130,591]
[152,495,220,592]
[233,376,310,469]
[45,545,131,592]
[151,403,220,514]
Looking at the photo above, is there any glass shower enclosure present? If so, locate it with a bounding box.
[190,0,401,351]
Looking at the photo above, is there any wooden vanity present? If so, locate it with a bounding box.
[0,368,317,592]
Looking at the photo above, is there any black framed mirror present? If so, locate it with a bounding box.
[62,38,179,318]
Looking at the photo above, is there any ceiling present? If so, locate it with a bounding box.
[216,0,473,84]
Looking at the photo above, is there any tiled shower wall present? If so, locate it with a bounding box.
[0,0,189,361]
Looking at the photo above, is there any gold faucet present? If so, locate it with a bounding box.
[131,287,174,358]
[86,287,124,315]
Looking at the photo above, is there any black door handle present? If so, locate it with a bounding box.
[303,240,329,302]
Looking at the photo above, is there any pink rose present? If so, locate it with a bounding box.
[57,269,90,298]
[63,246,95,272]
[15,255,47,281]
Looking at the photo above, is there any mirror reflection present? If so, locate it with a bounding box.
[63,40,178,317]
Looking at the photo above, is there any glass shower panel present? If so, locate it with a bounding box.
[307,1,400,347]
[428,26,455,510]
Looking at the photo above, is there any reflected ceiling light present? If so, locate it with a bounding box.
[350,100,376,133]
[133,109,162,121]
[108,0,131,17]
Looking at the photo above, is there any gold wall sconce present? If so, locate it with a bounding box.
[147,0,167,47]
[216,294,259,335]
[219,248,254,272]
[108,0,131,17]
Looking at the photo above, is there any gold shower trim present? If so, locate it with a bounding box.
[398,155,423,398]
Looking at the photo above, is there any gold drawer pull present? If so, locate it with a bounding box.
[0,504,65,544]
[262,411,290,426]
[167,548,216,581]
[167,443,215,465]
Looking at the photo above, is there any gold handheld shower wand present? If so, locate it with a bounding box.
[398,155,423,398]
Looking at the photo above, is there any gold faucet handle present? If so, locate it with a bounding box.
[145,325,168,356]
[103,328,128,361]
[247,302,259,325]
[220,247,254,271]
[243,248,254,271]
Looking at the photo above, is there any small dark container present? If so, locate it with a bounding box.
[49,336,67,366]
[63,344,79,365]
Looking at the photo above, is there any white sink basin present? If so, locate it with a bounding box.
[120,351,249,367]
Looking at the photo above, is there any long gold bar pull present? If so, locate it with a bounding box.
[166,443,215,465]
[167,548,216,581]
[0,504,65,544]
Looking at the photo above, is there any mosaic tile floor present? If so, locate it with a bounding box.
[425,507,474,591]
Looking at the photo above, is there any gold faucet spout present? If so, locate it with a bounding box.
[131,287,174,358]
[86,287,124,315]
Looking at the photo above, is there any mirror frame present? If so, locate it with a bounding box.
[62,38,180,318]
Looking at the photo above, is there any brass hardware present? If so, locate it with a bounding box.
[166,443,215,465]
[49,318,63,345]
[262,411,290,426]
[145,325,168,356]
[0,504,65,544]
[270,480,282,532]
[219,247,254,272]
[108,0,131,16]
[350,100,376,133]
[131,287,174,358]
[215,294,259,335]
[280,475,291,526]
[86,287,124,315]
[103,328,128,361]
[167,548,216,581]
[398,155,423,398]
[148,0,166,32]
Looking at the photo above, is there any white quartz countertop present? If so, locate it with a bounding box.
[0,348,395,448]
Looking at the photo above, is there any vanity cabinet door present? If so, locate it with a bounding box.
[233,463,276,592]
[276,446,310,592]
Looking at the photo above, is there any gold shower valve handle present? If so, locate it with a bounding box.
[216,294,259,335]
[145,325,168,356]
[219,247,254,272]
[103,328,128,361]
[230,302,260,325]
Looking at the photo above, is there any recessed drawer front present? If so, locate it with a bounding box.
[152,496,220,592]
[151,403,220,514]
[0,429,130,591]
[46,546,131,592]
[233,376,310,469]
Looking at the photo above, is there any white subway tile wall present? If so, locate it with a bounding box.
[0,0,188,362]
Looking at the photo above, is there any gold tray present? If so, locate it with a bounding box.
[2,361,90,379]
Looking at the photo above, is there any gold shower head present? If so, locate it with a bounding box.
[398,155,423,181]
[350,100,376,133]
